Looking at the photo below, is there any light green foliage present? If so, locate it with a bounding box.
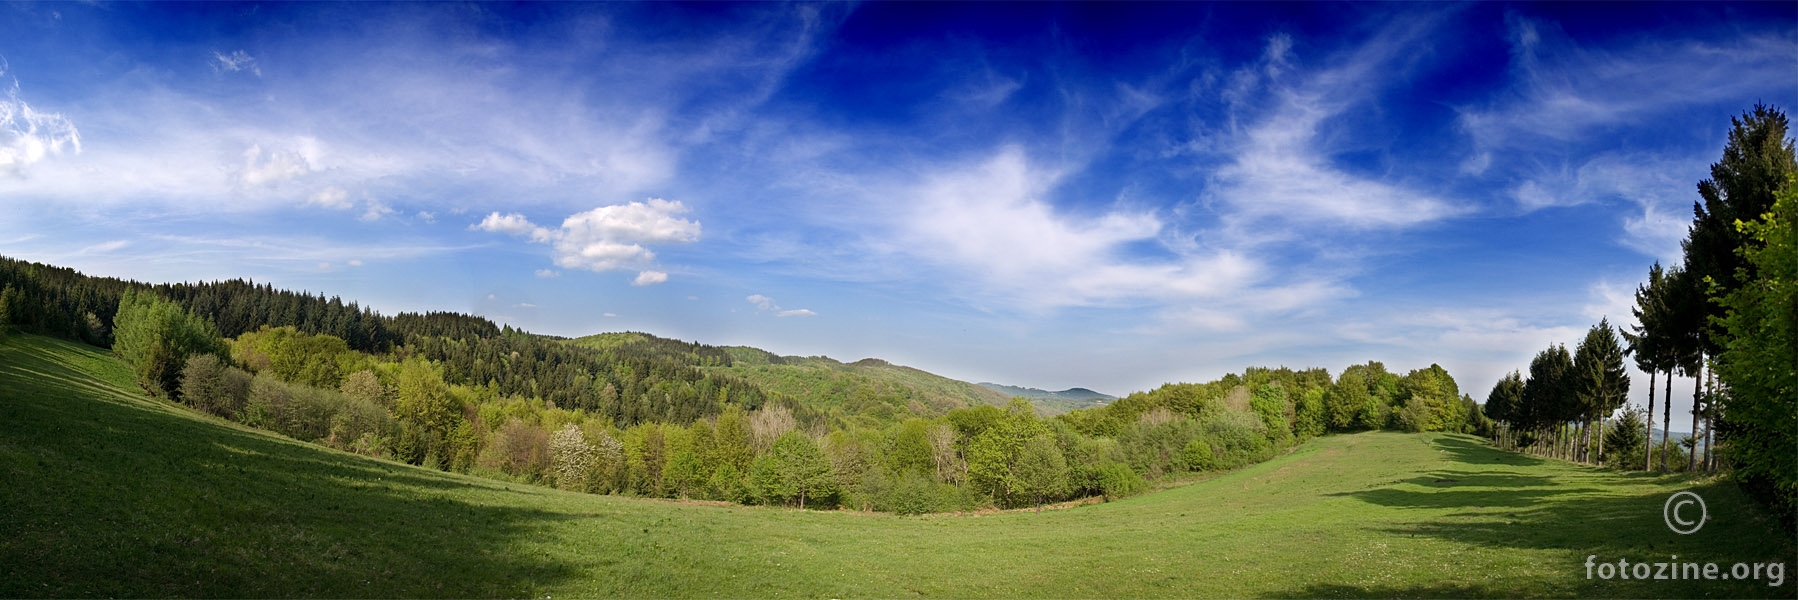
[1200,410,1273,470]
[664,449,705,498]
[1396,364,1464,433]
[338,369,390,408]
[886,418,936,477]
[708,463,749,504]
[1716,176,1798,525]
[1248,383,1293,444]
[1093,461,1145,501]
[710,404,754,474]
[233,326,354,389]
[1324,370,1370,431]
[1293,387,1326,440]
[1011,433,1069,512]
[1179,438,1215,471]
[394,357,461,465]
[757,431,836,509]
[111,289,227,400]
[965,399,1049,506]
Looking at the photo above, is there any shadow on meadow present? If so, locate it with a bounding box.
[1295,433,1794,598]
[0,336,586,598]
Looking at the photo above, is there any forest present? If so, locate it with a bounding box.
[0,254,1484,514]
[1480,105,1796,526]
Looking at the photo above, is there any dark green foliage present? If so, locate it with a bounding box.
[178,353,252,419]
[1293,387,1327,440]
[1715,176,1798,527]
[1683,105,1795,351]
[1603,409,1648,471]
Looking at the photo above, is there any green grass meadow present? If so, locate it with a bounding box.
[2,333,1791,598]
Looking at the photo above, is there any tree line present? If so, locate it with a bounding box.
[1484,105,1795,527]
[0,253,1487,513]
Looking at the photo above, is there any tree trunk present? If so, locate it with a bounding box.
[1687,358,1703,472]
[1597,413,1605,465]
[799,489,806,511]
[1645,370,1656,471]
[1661,368,1673,472]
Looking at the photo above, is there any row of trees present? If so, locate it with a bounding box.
[1483,319,1633,466]
[1624,105,1795,525]
[1489,105,1794,527]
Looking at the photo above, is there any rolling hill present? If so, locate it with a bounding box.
[977,382,1113,414]
[4,332,1790,598]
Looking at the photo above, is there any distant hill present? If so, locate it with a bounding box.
[978,382,1114,402]
[702,346,1013,426]
[977,382,1113,415]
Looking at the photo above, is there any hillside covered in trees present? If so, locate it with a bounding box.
[0,254,1487,513]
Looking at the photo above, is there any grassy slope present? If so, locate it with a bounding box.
[2,333,1791,598]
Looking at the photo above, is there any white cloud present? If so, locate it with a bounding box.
[360,198,395,222]
[211,50,261,76]
[534,268,561,278]
[347,258,363,267]
[79,239,130,254]
[747,294,814,316]
[513,302,536,308]
[1458,19,1796,176]
[0,79,81,177]
[632,270,668,286]
[237,139,322,188]
[603,312,618,318]
[475,199,700,278]
[308,186,352,210]
[416,211,436,224]
[1208,30,1460,231]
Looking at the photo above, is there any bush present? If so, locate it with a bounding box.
[548,423,596,491]
[1179,438,1214,471]
[1094,461,1144,501]
[1200,411,1273,470]
[478,418,550,482]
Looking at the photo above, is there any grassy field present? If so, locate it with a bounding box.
[2,333,1791,598]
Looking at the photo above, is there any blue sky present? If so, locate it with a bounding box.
[1,2,1793,422]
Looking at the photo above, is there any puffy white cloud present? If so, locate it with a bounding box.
[746,294,776,310]
[632,270,668,286]
[475,199,700,279]
[776,309,816,318]
[0,80,81,177]
[237,139,322,188]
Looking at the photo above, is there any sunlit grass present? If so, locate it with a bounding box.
[2,333,1789,598]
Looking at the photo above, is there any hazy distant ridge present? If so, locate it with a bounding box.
[977,382,1115,402]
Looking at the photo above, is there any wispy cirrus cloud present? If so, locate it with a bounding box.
[0,66,81,177]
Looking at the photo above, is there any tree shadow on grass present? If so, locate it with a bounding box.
[1267,581,1507,599]
[1295,434,1796,599]
[0,336,588,598]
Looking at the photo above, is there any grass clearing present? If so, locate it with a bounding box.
[2,333,1790,598]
